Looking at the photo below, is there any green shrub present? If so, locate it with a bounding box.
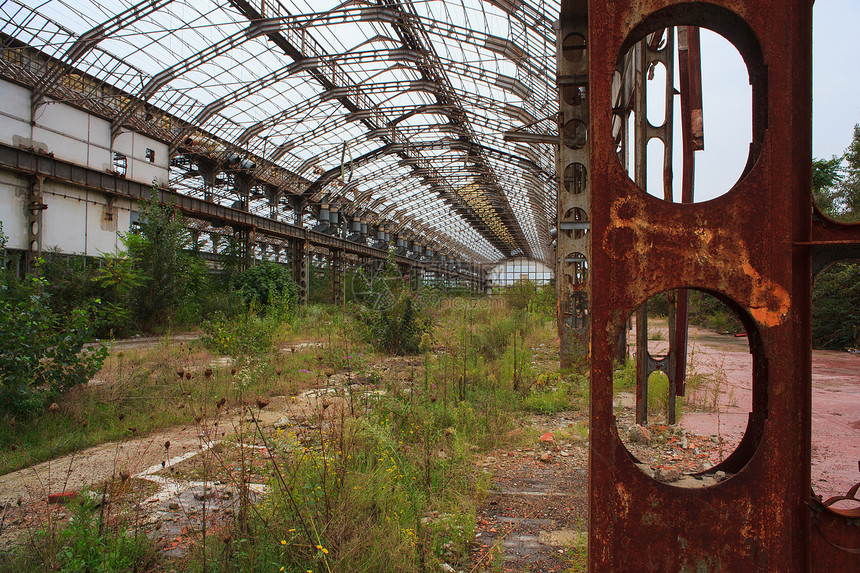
[201,308,276,358]
[124,186,198,331]
[502,279,537,310]
[499,279,555,317]
[36,251,101,320]
[473,312,527,361]
[4,494,156,572]
[234,259,299,310]
[0,275,107,415]
[528,282,557,318]
[812,262,860,350]
[686,290,744,334]
[612,359,636,393]
[646,371,683,422]
[352,259,433,355]
[90,250,144,336]
[500,334,534,392]
[644,292,670,318]
[521,385,571,413]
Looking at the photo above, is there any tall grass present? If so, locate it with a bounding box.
[5,290,574,572]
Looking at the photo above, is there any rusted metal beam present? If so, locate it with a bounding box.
[0,142,484,287]
[556,0,591,369]
[581,0,859,570]
[30,0,175,117]
[672,25,704,396]
[631,26,677,425]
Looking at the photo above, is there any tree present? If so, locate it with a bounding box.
[813,123,860,223]
[125,185,196,330]
[812,156,842,218]
[838,123,860,221]
[812,262,860,350]
[811,125,860,350]
[234,259,298,309]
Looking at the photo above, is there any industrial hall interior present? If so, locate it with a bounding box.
[0,0,859,572]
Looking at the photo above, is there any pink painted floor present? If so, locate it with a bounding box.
[643,321,860,502]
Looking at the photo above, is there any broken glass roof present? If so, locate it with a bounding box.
[1,0,560,264]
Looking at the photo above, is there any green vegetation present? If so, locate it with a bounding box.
[686,291,744,334]
[502,279,555,316]
[234,259,299,310]
[0,273,107,416]
[612,360,683,422]
[521,373,587,414]
[0,280,569,572]
[0,182,302,420]
[812,262,860,350]
[812,124,860,350]
[0,226,107,416]
[351,256,434,355]
[814,124,860,223]
[124,187,205,331]
[3,493,157,573]
[646,290,744,335]
[6,184,299,342]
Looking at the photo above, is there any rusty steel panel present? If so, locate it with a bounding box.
[578,0,858,570]
[557,1,591,369]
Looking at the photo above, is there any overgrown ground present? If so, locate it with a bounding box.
[2,289,855,573]
[0,291,580,572]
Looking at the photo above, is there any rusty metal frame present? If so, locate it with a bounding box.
[556,1,591,369]
[582,0,860,570]
[629,27,679,424]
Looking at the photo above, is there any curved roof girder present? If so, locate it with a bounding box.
[293,135,554,244]
[303,141,522,257]
[30,0,175,109]
[111,18,278,139]
[1,0,562,266]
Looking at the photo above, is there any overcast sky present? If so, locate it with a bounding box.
[812,0,860,160]
[641,0,859,202]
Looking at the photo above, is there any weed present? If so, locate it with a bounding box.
[646,371,683,422]
[201,308,276,360]
[564,530,588,572]
[1,485,156,572]
[521,385,570,414]
[648,327,665,341]
[0,273,107,417]
[1,295,572,572]
[612,359,636,393]
[351,257,433,356]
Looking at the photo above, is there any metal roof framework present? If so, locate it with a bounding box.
[0,0,560,265]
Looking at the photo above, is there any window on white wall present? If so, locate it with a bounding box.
[112,153,127,177]
[145,148,155,163]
